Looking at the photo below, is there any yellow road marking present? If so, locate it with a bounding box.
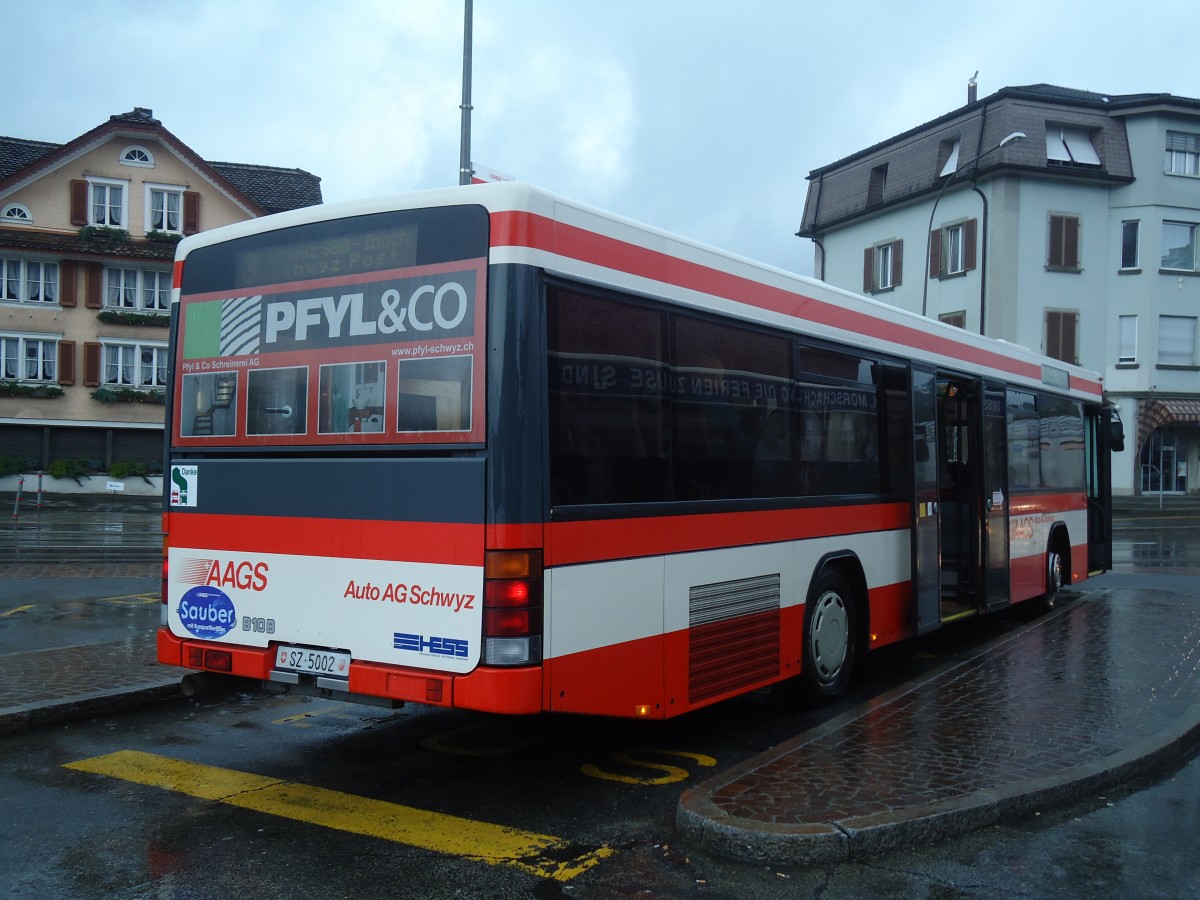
[581,748,717,785]
[101,592,160,605]
[65,750,613,881]
[0,605,34,618]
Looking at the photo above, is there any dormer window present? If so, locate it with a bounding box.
[938,139,961,177]
[1,203,32,224]
[121,145,155,167]
[1046,125,1100,167]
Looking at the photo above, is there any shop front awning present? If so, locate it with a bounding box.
[1137,398,1200,451]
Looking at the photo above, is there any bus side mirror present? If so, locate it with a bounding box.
[1109,419,1125,453]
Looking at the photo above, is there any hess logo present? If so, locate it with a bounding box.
[188,559,269,592]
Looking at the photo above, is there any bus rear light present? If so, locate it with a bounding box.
[484,607,532,636]
[483,549,543,665]
[484,636,542,666]
[185,647,233,672]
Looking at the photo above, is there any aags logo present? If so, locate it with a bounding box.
[178,558,269,592]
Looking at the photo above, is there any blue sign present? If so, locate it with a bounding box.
[178,586,237,639]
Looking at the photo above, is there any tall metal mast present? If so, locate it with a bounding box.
[458,0,473,185]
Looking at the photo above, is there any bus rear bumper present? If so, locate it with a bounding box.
[157,628,543,714]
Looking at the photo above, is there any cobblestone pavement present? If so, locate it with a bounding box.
[677,583,1200,865]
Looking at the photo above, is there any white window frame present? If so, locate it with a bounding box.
[1165,131,1200,177]
[104,266,171,312]
[120,145,155,168]
[101,340,168,389]
[1161,221,1198,272]
[0,332,59,382]
[946,223,966,275]
[87,176,128,228]
[1120,220,1140,270]
[1,257,58,304]
[1118,315,1138,364]
[874,241,894,290]
[1,203,32,224]
[1157,316,1197,367]
[145,183,185,234]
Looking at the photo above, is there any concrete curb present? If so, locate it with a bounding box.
[0,680,181,736]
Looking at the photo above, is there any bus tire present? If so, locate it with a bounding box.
[800,568,858,703]
[1044,544,1065,611]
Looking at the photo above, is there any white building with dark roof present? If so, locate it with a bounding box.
[799,83,1200,497]
[0,108,321,481]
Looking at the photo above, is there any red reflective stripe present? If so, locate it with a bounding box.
[169,513,483,566]
[546,502,910,567]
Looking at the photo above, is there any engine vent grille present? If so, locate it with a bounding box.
[688,574,780,703]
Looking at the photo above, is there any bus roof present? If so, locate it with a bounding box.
[175,181,1104,403]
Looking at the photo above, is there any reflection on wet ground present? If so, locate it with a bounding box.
[2,501,160,566]
[1112,528,1200,573]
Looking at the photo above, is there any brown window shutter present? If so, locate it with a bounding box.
[1061,312,1079,364]
[85,262,104,309]
[58,261,78,307]
[963,218,978,271]
[70,180,89,226]
[84,342,102,387]
[1048,216,1064,267]
[183,191,201,234]
[863,247,875,292]
[929,229,942,278]
[891,240,903,287]
[57,340,76,385]
[1064,217,1080,269]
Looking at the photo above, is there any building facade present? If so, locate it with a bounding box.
[799,84,1200,497]
[0,108,321,481]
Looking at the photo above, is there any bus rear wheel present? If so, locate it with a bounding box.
[1044,547,1065,611]
[800,569,858,703]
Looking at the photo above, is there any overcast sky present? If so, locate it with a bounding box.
[6,1,1197,275]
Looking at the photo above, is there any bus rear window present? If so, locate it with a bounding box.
[173,206,487,448]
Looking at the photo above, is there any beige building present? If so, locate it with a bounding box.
[0,108,321,478]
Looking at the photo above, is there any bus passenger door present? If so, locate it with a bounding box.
[911,367,941,634]
[1085,403,1119,573]
[982,383,1011,611]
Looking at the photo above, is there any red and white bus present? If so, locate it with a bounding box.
[158,183,1119,719]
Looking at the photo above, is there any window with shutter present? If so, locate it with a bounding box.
[1045,310,1080,365]
[1047,215,1081,270]
[58,261,78,307]
[84,263,104,309]
[928,228,942,278]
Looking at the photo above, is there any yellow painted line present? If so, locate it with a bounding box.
[581,748,717,786]
[100,592,160,605]
[65,750,613,881]
[1,605,34,618]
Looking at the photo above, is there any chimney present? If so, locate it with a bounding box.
[967,71,978,105]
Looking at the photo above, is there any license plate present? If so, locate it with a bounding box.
[274,645,351,678]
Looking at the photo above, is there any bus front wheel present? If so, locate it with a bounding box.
[800,569,858,703]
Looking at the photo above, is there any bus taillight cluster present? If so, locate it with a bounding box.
[483,549,543,666]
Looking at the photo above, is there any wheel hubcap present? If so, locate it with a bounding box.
[810,590,848,681]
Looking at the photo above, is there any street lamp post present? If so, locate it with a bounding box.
[921,131,1025,319]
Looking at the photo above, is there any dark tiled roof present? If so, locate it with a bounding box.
[0,109,322,214]
[209,162,323,215]
[0,137,59,183]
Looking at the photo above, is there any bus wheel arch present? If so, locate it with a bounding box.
[799,554,866,703]
[1044,525,1071,610]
